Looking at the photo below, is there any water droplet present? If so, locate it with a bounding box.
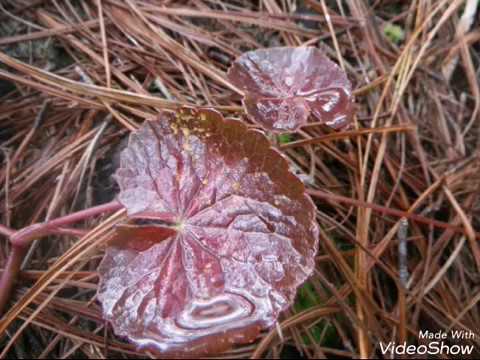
[176,294,253,329]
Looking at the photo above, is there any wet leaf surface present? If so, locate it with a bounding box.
[228,47,353,132]
[97,108,318,355]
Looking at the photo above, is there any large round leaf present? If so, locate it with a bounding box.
[228,47,353,132]
[97,108,318,355]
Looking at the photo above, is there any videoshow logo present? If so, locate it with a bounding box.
[380,329,476,356]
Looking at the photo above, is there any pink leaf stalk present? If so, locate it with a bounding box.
[0,200,122,315]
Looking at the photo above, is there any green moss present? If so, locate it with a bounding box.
[293,283,339,346]
[277,134,293,144]
[384,23,405,44]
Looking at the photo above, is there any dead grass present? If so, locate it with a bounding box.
[0,0,479,358]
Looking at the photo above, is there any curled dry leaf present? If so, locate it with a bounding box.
[97,108,319,355]
[228,46,353,132]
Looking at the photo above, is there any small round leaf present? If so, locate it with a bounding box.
[228,47,353,132]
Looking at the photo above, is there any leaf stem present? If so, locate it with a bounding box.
[0,200,123,315]
[0,245,27,315]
